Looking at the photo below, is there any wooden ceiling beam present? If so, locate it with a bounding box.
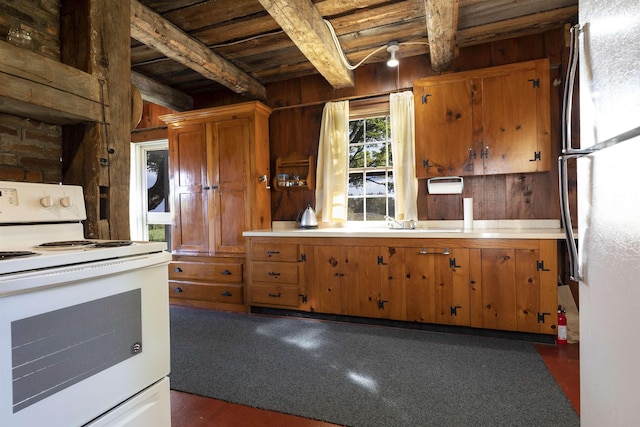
[131,71,194,112]
[258,0,354,89]
[424,0,460,73]
[130,0,267,100]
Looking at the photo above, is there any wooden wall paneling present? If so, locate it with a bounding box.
[481,175,507,220]
[425,193,461,220]
[505,173,551,219]
[490,34,546,66]
[454,42,492,72]
[267,78,303,108]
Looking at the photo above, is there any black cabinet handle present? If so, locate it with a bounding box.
[174,287,183,293]
[268,271,281,276]
[268,292,282,298]
[221,290,232,297]
[221,269,231,275]
[267,250,280,257]
[174,267,183,273]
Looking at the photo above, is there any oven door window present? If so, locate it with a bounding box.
[11,290,142,413]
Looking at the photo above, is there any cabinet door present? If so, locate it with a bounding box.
[341,246,382,318]
[435,248,470,326]
[414,79,474,178]
[209,118,250,254]
[404,247,437,323]
[312,245,343,314]
[481,66,546,174]
[381,246,407,321]
[169,123,209,253]
[481,248,517,331]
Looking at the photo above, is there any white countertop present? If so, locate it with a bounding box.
[243,220,568,240]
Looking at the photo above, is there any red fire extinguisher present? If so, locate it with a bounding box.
[557,305,567,345]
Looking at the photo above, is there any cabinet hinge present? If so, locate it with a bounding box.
[529,151,541,162]
[422,159,432,168]
[450,305,462,316]
[378,300,389,309]
[449,258,461,268]
[480,147,489,159]
[422,93,432,104]
[299,294,308,303]
[537,312,551,323]
[300,253,307,262]
[377,255,387,265]
[528,78,540,88]
[536,260,550,271]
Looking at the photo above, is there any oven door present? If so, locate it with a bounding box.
[0,252,171,427]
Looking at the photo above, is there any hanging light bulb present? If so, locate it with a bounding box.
[386,41,399,67]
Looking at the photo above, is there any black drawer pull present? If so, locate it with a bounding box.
[268,292,282,298]
[174,267,183,273]
[268,271,281,276]
[221,269,232,275]
[221,290,232,297]
[267,250,280,257]
[174,287,183,293]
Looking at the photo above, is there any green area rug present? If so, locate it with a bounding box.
[169,306,579,427]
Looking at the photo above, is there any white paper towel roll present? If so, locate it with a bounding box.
[463,198,473,229]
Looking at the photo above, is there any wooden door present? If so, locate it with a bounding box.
[210,118,250,254]
[414,79,474,178]
[435,248,470,326]
[341,246,381,318]
[481,67,540,175]
[312,245,343,314]
[515,248,541,333]
[380,246,407,321]
[481,248,517,331]
[168,123,209,253]
[404,246,437,323]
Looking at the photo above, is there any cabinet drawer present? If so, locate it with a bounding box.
[251,261,299,284]
[251,283,300,307]
[251,242,299,262]
[169,261,242,283]
[169,281,243,304]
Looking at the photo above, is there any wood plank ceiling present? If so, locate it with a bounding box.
[130,0,578,108]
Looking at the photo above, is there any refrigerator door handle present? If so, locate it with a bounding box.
[559,24,582,281]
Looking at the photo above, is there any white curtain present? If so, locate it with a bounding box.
[315,100,349,223]
[390,91,418,220]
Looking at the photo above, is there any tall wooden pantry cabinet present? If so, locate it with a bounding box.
[160,101,272,311]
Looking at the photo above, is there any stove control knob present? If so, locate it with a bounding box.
[59,196,73,208]
[39,195,53,209]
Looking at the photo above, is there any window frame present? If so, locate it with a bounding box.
[129,139,171,242]
[347,97,395,223]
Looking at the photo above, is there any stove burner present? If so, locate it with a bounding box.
[0,251,39,260]
[37,240,95,248]
[92,240,133,248]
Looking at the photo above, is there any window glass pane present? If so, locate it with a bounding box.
[348,173,364,196]
[365,198,387,221]
[364,171,387,196]
[349,120,365,144]
[348,198,364,221]
[366,142,386,167]
[148,224,171,248]
[349,145,364,168]
[365,117,388,142]
[388,171,395,195]
[147,150,169,213]
[388,198,395,218]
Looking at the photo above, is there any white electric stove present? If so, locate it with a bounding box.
[0,181,172,427]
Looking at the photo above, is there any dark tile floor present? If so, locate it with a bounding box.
[171,338,580,427]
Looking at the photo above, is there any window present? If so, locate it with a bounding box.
[130,140,171,247]
[348,102,394,222]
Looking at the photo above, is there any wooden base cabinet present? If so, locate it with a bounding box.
[247,239,308,310]
[161,101,272,311]
[247,236,559,335]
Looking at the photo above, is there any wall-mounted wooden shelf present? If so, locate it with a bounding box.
[274,153,315,191]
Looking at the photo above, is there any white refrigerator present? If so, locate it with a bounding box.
[559,1,640,426]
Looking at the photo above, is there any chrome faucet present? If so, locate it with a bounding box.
[385,215,416,229]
